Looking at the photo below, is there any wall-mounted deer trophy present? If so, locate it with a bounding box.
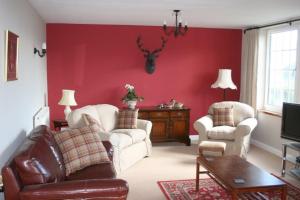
[136,36,167,74]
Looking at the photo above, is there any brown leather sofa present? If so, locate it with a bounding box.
[1,125,129,200]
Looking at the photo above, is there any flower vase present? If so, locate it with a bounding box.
[127,100,137,109]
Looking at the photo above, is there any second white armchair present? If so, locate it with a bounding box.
[193,101,257,158]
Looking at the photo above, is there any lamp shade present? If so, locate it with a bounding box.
[211,69,237,90]
[58,90,77,106]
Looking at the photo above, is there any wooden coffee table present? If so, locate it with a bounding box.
[196,155,287,200]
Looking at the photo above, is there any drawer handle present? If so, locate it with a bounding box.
[177,112,183,116]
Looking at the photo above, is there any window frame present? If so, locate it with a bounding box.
[263,25,300,113]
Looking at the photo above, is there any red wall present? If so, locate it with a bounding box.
[47,24,242,134]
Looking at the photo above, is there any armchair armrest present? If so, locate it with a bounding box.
[193,115,213,141]
[20,179,129,200]
[137,119,152,136]
[236,118,258,137]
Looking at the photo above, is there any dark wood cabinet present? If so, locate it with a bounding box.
[138,107,191,146]
[53,119,68,131]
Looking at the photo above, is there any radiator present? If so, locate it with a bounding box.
[33,106,50,128]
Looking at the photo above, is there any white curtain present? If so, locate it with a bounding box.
[240,29,259,110]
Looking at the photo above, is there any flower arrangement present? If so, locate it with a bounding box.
[122,84,144,103]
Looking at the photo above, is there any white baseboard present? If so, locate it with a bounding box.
[251,139,296,164]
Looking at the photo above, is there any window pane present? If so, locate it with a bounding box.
[267,30,298,107]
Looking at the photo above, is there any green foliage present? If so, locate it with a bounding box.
[122,85,144,102]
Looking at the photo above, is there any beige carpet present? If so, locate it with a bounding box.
[118,143,300,200]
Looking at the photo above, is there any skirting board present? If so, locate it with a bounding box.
[250,139,296,164]
[189,135,296,164]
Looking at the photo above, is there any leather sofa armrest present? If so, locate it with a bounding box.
[20,179,129,200]
[193,115,213,141]
[137,119,152,136]
[102,141,114,161]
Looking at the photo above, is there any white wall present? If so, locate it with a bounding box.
[0,0,46,198]
[252,112,298,162]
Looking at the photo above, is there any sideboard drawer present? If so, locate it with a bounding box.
[138,111,149,119]
[170,111,188,118]
[149,111,169,118]
[138,107,190,146]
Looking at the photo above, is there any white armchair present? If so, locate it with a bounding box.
[193,101,257,158]
[67,104,152,173]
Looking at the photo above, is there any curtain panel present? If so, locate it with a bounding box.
[240,29,259,110]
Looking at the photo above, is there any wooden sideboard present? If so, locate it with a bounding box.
[138,107,191,146]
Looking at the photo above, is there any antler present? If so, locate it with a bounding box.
[152,37,167,55]
[136,36,150,55]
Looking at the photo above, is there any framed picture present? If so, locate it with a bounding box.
[5,30,19,81]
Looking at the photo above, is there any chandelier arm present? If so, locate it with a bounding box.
[163,28,174,36]
[162,10,188,37]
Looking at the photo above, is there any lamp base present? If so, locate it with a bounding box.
[64,106,72,120]
[223,89,227,101]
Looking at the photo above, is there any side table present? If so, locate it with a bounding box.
[53,119,68,131]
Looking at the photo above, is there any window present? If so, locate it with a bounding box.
[264,28,299,112]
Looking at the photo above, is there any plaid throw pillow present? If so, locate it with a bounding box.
[213,107,234,127]
[53,124,110,176]
[82,114,105,132]
[117,109,139,129]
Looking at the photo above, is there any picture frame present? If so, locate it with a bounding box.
[5,30,19,81]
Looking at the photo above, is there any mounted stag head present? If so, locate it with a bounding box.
[136,36,167,74]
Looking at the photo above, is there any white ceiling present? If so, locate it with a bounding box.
[28,0,300,29]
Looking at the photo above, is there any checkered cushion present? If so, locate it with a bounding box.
[117,109,139,129]
[82,114,105,132]
[53,124,110,176]
[213,107,234,127]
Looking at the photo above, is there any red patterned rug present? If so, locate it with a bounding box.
[158,177,300,200]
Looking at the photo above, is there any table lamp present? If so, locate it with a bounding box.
[211,69,237,100]
[58,89,77,120]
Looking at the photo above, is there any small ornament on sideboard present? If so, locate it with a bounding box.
[122,84,144,109]
[157,99,184,109]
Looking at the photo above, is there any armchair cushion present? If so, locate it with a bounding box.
[108,133,133,149]
[82,114,105,132]
[53,124,110,176]
[117,109,139,129]
[212,107,234,127]
[112,129,147,143]
[207,126,236,140]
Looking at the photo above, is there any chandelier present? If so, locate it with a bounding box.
[163,10,188,37]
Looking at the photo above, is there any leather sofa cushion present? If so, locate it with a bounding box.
[66,163,116,181]
[14,128,66,185]
[112,129,146,144]
[207,126,236,141]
